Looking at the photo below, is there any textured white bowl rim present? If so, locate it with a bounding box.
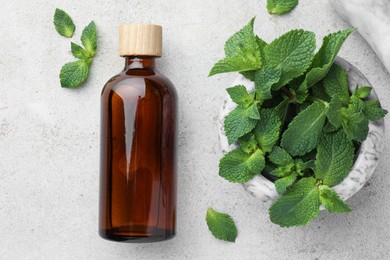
[218,57,385,205]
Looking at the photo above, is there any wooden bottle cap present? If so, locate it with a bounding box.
[119,24,162,57]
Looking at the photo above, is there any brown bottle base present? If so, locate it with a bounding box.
[99,227,175,243]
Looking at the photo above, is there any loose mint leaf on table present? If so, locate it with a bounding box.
[314,130,354,186]
[270,177,320,227]
[53,8,76,38]
[206,208,237,242]
[267,0,298,15]
[363,100,388,121]
[209,18,262,76]
[275,173,298,194]
[269,146,293,166]
[219,148,265,183]
[295,29,353,103]
[224,106,259,144]
[323,63,350,105]
[71,42,89,60]
[353,86,372,99]
[319,185,351,213]
[281,101,328,156]
[254,109,282,153]
[264,30,316,90]
[81,21,97,57]
[60,60,89,88]
[254,66,281,102]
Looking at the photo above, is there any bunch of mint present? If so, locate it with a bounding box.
[207,17,387,237]
[53,9,97,88]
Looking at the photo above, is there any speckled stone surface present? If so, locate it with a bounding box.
[1,0,390,259]
[219,58,385,205]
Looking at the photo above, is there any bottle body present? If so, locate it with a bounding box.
[99,57,177,242]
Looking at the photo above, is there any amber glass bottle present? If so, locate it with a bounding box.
[99,24,177,243]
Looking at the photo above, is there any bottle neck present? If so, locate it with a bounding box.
[124,56,156,70]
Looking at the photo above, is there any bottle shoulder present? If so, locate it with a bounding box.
[101,69,177,100]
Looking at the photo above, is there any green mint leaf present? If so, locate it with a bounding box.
[274,96,290,120]
[269,177,320,227]
[226,85,253,106]
[311,82,330,102]
[281,101,328,156]
[224,106,258,144]
[238,133,258,154]
[81,21,97,57]
[219,148,264,183]
[71,42,89,60]
[324,121,339,133]
[270,163,294,178]
[275,173,298,194]
[319,185,351,213]
[239,37,268,81]
[53,9,76,38]
[210,18,262,76]
[269,146,293,166]
[247,149,266,173]
[301,160,315,170]
[314,130,354,186]
[60,60,90,88]
[353,86,372,99]
[267,0,298,14]
[363,100,388,121]
[254,109,281,153]
[326,97,343,128]
[264,30,316,89]
[295,29,353,103]
[341,98,369,142]
[206,208,237,242]
[323,63,350,105]
[255,66,281,102]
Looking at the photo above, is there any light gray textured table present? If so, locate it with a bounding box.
[1,0,389,259]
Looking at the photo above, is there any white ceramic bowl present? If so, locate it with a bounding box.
[219,57,385,205]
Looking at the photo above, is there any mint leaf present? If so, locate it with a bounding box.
[363,100,388,121]
[281,101,328,156]
[81,21,97,57]
[275,173,298,194]
[295,29,353,103]
[71,42,89,60]
[311,82,330,102]
[219,148,264,183]
[315,130,354,186]
[238,133,258,154]
[341,98,369,142]
[323,64,350,105]
[267,0,298,14]
[269,146,293,166]
[353,86,372,99]
[255,66,281,102]
[264,30,316,89]
[226,85,253,106]
[319,185,351,213]
[210,18,262,76]
[269,177,320,227]
[224,106,258,144]
[327,97,343,128]
[270,163,294,178]
[240,36,268,81]
[254,109,281,152]
[60,60,89,88]
[274,96,290,120]
[53,9,75,38]
[206,208,237,242]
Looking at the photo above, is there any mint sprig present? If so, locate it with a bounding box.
[54,9,97,88]
[208,17,387,233]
